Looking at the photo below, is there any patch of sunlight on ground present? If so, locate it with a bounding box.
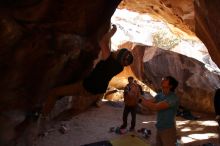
[181,127,191,132]
[181,133,219,144]
[197,120,219,126]
[181,136,196,143]
[180,127,205,132]
[176,119,219,144]
[177,120,218,127]
[142,121,156,124]
[176,120,190,126]
[188,133,218,140]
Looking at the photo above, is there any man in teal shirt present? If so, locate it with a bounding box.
[140,76,179,146]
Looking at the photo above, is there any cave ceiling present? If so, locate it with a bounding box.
[119,0,220,69]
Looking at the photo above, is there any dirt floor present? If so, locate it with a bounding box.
[35,100,220,146]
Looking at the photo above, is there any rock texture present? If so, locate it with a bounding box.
[194,0,220,69]
[0,0,121,111]
[118,0,195,36]
[161,0,195,31]
[119,0,220,69]
[0,0,121,145]
[131,44,220,113]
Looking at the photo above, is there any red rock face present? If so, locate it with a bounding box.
[0,0,121,145]
[194,0,220,69]
[118,0,195,36]
[0,0,121,110]
[161,0,195,31]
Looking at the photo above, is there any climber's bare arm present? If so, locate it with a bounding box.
[99,24,117,60]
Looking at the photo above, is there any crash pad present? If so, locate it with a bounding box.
[82,140,112,146]
[110,133,150,146]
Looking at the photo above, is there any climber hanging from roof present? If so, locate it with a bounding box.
[41,24,134,119]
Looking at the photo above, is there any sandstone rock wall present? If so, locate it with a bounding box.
[0,0,121,145]
[131,44,220,113]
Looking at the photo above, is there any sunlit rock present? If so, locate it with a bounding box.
[131,44,220,113]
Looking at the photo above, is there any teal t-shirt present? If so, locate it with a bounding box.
[155,92,179,130]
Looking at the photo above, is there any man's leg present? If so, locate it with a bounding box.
[120,106,129,129]
[53,94,103,121]
[157,127,177,146]
[156,130,162,146]
[42,82,82,117]
[130,106,136,130]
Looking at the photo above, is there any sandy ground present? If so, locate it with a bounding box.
[35,100,220,146]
